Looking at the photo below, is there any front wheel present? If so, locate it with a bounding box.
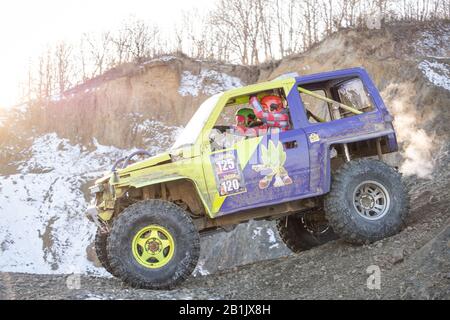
[107,199,200,290]
[324,159,409,244]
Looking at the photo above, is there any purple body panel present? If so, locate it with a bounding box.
[219,132,310,214]
[218,67,398,215]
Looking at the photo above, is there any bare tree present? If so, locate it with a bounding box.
[83,32,112,78]
[77,38,89,83]
[211,0,265,65]
[127,19,160,63]
[21,0,450,102]
[322,0,334,36]
[111,24,132,65]
[54,41,73,95]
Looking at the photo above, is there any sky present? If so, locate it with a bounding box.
[0,0,215,108]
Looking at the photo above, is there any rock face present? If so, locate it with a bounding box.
[0,21,449,281]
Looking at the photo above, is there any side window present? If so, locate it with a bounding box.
[300,89,332,123]
[209,103,247,151]
[209,89,292,151]
[214,103,244,128]
[299,77,374,124]
[337,78,374,116]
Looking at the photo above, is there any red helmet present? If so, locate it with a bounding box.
[261,95,284,112]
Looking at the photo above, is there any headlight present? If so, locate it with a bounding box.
[89,184,104,195]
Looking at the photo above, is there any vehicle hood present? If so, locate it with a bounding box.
[93,148,194,185]
[119,152,172,174]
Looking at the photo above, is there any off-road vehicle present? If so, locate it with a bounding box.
[86,67,409,289]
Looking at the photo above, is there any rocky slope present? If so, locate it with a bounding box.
[1,172,448,299]
[197,20,450,275]
[0,21,449,298]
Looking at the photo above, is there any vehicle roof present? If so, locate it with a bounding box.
[293,66,367,83]
[224,67,368,98]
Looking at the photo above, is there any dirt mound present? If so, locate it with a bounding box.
[30,54,257,148]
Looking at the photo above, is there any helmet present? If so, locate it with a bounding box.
[261,95,284,112]
[235,108,257,127]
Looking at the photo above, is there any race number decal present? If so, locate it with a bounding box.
[210,150,246,196]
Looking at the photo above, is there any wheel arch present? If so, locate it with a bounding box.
[123,177,210,218]
[322,130,396,194]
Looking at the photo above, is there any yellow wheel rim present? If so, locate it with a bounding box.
[132,225,175,269]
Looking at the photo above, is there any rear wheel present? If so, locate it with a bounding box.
[107,199,200,290]
[277,209,337,253]
[324,159,409,244]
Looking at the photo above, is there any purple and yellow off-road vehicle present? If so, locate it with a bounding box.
[87,67,409,289]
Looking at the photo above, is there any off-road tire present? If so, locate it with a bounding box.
[107,199,200,290]
[324,159,409,244]
[277,210,337,253]
[94,229,116,276]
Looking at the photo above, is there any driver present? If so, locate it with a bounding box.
[249,94,290,134]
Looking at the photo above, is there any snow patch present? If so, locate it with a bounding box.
[416,26,450,58]
[193,259,210,277]
[419,60,450,91]
[129,114,182,152]
[178,69,243,97]
[0,133,134,275]
[266,228,277,244]
[143,55,177,65]
[81,292,120,300]
[252,227,263,239]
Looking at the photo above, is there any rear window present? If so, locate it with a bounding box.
[337,78,374,115]
[299,77,376,124]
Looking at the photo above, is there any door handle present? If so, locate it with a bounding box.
[283,140,298,149]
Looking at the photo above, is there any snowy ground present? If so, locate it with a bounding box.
[415,25,450,91]
[419,60,450,91]
[178,69,243,97]
[0,134,134,275]
[128,113,183,153]
[0,127,183,275]
[415,24,450,58]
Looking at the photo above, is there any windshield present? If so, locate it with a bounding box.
[171,92,223,150]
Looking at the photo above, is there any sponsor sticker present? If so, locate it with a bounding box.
[309,133,320,143]
[210,150,246,196]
